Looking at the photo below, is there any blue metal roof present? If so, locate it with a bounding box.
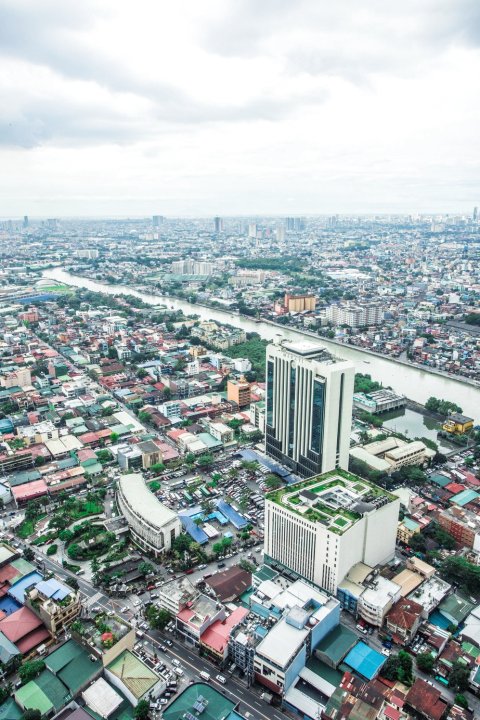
[35,579,71,601]
[8,571,44,604]
[344,641,385,680]
[215,500,248,529]
[179,509,209,545]
[451,489,479,507]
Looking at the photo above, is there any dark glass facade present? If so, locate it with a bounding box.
[288,365,296,455]
[311,379,325,454]
[267,360,274,427]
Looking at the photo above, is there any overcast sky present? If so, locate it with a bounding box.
[1,0,479,217]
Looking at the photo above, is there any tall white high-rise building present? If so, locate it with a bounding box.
[266,338,354,477]
[264,470,400,594]
[325,304,384,327]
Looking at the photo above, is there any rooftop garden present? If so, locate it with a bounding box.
[266,468,395,532]
[71,613,130,651]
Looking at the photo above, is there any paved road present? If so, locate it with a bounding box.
[145,630,285,720]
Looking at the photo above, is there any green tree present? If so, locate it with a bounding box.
[425,397,462,415]
[19,660,45,684]
[172,533,192,554]
[139,562,154,576]
[381,651,413,685]
[138,411,151,423]
[239,559,255,573]
[0,683,12,706]
[146,605,172,630]
[46,544,58,556]
[66,576,79,590]
[197,453,214,469]
[134,699,150,720]
[265,474,282,490]
[22,711,42,720]
[23,547,34,562]
[110,432,119,443]
[184,452,196,466]
[448,662,470,692]
[416,652,435,674]
[441,556,480,593]
[96,449,113,464]
[68,543,82,559]
[454,694,469,709]
[150,462,165,474]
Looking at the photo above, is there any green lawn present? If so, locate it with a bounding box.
[70,501,103,519]
[17,514,47,538]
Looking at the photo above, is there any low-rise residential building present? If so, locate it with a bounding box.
[438,506,480,550]
[397,517,421,545]
[253,581,341,695]
[200,606,249,664]
[25,578,81,635]
[357,576,402,627]
[385,598,423,645]
[157,576,198,616]
[176,593,225,648]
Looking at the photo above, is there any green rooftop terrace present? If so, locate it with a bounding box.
[266,469,397,535]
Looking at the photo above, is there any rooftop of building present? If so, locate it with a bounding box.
[315,624,358,666]
[158,576,197,605]
[118,472,178,529]
[162,682,239,720]
[266,469,397,534]
[273,338,339,362]
[255,615,309,668]
[343,642,386,681]
[107,649,159,699]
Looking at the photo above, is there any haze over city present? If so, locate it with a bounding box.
[1,0,480,216]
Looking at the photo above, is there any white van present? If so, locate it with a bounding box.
[200,671,211,682]
[216,674,226,685]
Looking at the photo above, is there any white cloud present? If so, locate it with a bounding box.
[0,0,479,215]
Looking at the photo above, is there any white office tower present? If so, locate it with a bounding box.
[266,339,354,478]
[264,471,400,594]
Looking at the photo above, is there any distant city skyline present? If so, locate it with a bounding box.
[1,1,479,216]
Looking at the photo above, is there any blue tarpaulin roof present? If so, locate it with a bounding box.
[344,642,385,680]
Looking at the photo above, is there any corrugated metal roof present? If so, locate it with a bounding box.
[107,650,158,699]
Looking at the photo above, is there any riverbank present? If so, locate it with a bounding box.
[125,280,480,389]
[42,268,480,421]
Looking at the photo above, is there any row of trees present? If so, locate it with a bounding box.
[425,396,463,416]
